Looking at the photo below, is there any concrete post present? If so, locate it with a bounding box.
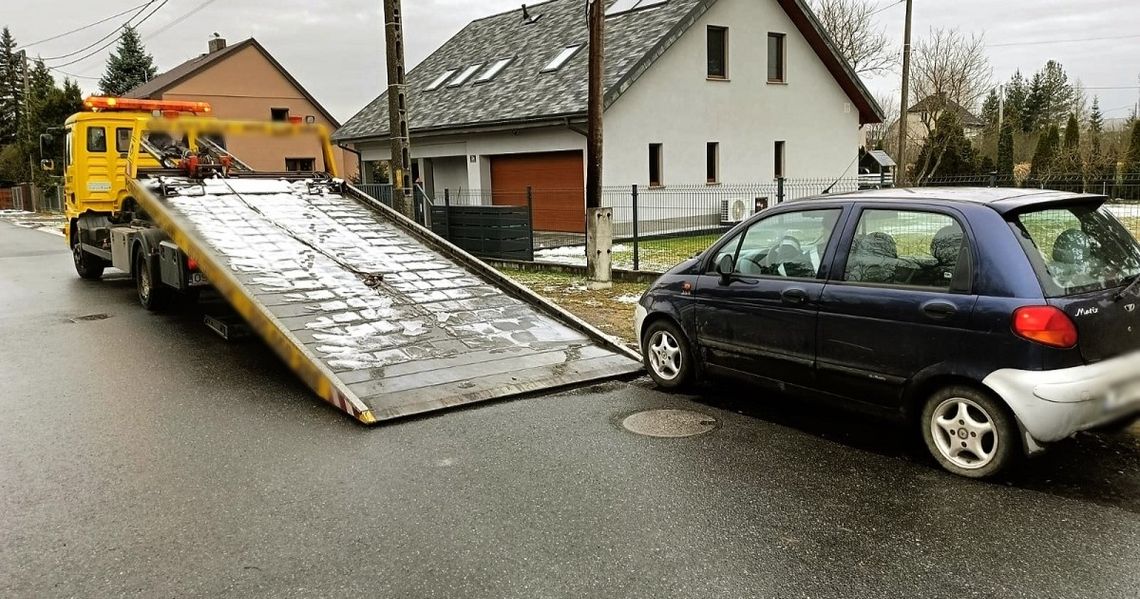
[586,206,613,290]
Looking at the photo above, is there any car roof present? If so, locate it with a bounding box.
[790,186,1107,215]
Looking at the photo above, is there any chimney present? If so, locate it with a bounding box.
[208,34,227,54]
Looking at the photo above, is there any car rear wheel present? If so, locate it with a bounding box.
[642,320,693,389]
[922,386,1018,478]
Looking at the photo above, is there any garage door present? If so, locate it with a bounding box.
[490,151,585,233]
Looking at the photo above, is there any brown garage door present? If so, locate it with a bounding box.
[490,151,585,233]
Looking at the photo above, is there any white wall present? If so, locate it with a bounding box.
[603,0,864,188]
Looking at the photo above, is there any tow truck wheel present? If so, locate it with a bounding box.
[71,235,105,281]
[134,248,169,312]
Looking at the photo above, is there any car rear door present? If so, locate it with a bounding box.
[692,206,846,388]
[815,205,979,407]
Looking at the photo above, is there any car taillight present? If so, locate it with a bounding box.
[1012,306,1078,349]
[187,257,198,271]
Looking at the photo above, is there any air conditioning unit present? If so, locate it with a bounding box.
[720,197,763,224]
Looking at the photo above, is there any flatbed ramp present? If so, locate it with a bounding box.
[128,176,642,423]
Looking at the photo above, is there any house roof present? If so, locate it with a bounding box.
[125,38,341,127]
[906,94,984,128]
[333,0,883,142]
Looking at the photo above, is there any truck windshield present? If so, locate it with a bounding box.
[1009,201,1140,297]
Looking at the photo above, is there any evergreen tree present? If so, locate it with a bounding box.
[1127,121,1140,174]
[98,26,157,96]
[1022,72,1045,133]
[0,27,22,146]
[981,89,1000,130]
[1089,96,1104,155]
[1029,124,1061,180]
[1004,70,1028,130]
[1062,113,1079,152]
[914,110,978,183]
[997,121,1015,178]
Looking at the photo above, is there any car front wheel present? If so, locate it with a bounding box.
[921,386,1019,478]
[642,320,694,390]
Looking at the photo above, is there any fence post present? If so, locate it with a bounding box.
[526,186,535,260]
[631,184,639,272]
[777,177,785,203]
[988,171,997,188]
[879,170,885,189]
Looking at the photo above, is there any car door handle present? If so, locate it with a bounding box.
[922,300,957,319]
[782,288,809,305]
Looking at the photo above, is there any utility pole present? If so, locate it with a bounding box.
[896,0,913,187]
[20,50,36,196]
[383,0,415,219]
[585,0,612,288]
[997,83,1005,131]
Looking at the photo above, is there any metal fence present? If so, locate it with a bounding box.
[921,172,1140,200]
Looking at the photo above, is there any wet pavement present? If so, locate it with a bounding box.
[1,221,1138,598]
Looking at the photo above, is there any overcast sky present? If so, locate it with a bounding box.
[6,0,1140,124]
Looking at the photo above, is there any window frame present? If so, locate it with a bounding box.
[707,26,729,80]
[648,143,664,188]
[474,57,514,84]
[832,205,975,293]
[541,45,583,73]
[767,32,786,83]
[86,126,107,153]
[702,206,849,281]
[706,141,719,184]
[426,69,458,91]
[285,157,317,172]
[774,140,785,179]
[271,107,290,122]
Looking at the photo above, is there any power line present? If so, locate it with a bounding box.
[988,33,1140,48]
[45,66,102,81]
[870,0,905,17]
[48,0,170,69]
[144,0,223,40]
[41,0,159,62]
[20,2,151,49]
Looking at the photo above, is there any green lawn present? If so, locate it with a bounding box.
[613,233,722,272]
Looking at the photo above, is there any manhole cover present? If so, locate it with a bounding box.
[622,409,717,438]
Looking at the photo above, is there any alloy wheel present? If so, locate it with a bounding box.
[930,397,998,470]
[647,330,682,382]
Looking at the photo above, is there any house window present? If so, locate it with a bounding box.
[707,26,728,79]
[426,69,457,91]
[606,0,668,16]
[271,107,290,122]
[115,128,133,154]
[767,33,786,82]
[475,57,513,83]
[286,157,316,172]
[774,141,785,179]
[706,142,719,184]
[542,45,583,73]
[649,143,664,187]
[448,64,482,87]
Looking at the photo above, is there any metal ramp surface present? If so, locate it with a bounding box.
[129,176,641,423]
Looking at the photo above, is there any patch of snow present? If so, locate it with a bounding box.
[616,294,642,304]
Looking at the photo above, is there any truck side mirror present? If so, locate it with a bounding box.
[39,133,54,159]
[40,159,55,172]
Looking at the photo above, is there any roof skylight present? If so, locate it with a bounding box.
[448,64,482,87]
[475,57,514,83]
[426,69,457,91]
[541,45,583,73]
[606,0,668,17]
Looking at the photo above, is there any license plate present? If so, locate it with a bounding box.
[189,272,209,287]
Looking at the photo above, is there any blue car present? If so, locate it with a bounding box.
[634,188,1140,477]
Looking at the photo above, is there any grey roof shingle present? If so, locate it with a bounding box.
[334,0,881,142]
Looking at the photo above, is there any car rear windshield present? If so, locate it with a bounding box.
[1009,201,1140,297]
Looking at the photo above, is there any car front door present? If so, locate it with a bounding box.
[816,205,980,408]
[693,206,846,389]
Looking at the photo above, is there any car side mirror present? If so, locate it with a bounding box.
[39,133,54,159]
[40,159,55,172]
[715,253,735,282]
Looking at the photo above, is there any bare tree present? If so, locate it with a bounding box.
[866,91,898,151]
[810,0,895,76]
[909,27,992,182]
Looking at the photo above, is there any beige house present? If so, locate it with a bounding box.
[127,37,356,179]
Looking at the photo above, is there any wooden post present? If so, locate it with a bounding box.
[896,0,913,187]
[631,184,639,272]
[383,0,415,218]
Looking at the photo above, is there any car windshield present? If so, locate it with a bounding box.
[1009,202,1140,297]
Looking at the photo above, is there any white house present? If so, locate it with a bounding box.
[334,0,883,233]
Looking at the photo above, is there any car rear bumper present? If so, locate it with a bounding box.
[983,351,1140,446]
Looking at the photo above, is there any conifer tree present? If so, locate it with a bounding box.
[98,26,157,96]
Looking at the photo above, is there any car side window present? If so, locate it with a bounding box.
[843,209,967,289]
[718,209,843,279]
[87,126,107,153]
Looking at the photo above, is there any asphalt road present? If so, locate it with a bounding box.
[2,221,1138,598]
